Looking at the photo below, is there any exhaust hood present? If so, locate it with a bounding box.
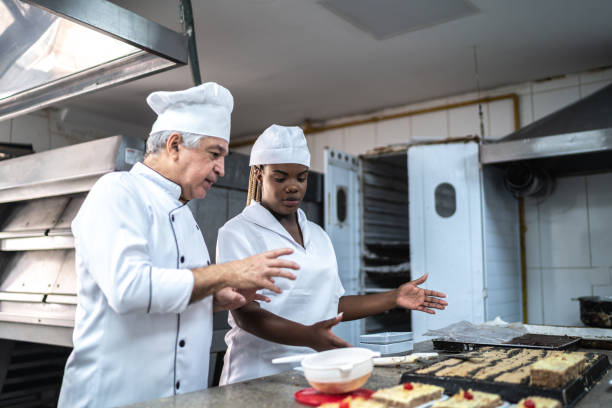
[481,83,612,174]
[0,0,189,122]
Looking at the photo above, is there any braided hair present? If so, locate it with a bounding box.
[246,165,262,206]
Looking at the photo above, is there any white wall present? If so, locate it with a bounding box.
[0,107,149,153]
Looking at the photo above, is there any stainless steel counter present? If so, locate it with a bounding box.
[123,342,612,408]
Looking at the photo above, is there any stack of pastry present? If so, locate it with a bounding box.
[529,352,587,388]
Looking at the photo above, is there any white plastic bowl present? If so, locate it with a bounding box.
[300,348,380,394]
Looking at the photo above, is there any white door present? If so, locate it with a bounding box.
[408,142,485,341]
[324,148,361,346]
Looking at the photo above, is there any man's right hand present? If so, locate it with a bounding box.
[225,248,298,293]
[189,248,298,304]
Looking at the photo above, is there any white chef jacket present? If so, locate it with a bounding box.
[58,162,213,408]
[217,202,344,385]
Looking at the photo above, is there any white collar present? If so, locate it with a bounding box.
[242,202,311,247]
[130,162,182,201]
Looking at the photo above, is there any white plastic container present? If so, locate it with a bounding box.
[359,331,413,344]
[360,340,414,355]
[359,331,414,356]
[300,348,380,394]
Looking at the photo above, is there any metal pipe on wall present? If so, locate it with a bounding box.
[230,93,519,148]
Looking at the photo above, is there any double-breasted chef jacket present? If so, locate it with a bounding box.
[59,162,212,408]
[217,202,345,385]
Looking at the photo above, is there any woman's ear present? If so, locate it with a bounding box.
[255,165,263,183]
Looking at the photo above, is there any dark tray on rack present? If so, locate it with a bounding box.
[399,354,610,407]
[433,334,582,352]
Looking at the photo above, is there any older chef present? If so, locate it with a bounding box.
[58,84,298,408]
[217,125,447,384]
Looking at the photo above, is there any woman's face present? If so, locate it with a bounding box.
[259,163,309,216]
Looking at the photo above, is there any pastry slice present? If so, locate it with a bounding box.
[517,396,562,408]
[432,389,502,408]
[372,382,444,408]
[319,396,386,408]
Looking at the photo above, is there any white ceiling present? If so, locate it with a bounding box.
[64,0,612,140]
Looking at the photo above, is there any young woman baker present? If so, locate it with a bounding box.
[216,124,447,385]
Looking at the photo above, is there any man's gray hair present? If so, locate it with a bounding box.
[146,130,207,155]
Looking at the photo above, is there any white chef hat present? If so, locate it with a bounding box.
[146,82,234,142]
[249,124,310,167]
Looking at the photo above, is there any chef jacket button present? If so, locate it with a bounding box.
[180,256,185,263]
[179,339,185,347]
[171,214,175,222]
[176,381,180,390]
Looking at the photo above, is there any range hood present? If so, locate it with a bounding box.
[0,0,191,122]
[481,83,612,174]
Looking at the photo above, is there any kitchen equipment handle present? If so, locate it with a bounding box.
[271,353,314,364]
[373,352,438,366]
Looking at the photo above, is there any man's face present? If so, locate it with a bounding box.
[176,136,228,201]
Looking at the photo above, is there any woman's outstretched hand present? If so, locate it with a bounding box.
[395,273,448,314]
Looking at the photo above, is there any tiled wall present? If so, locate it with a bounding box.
[0,107,148,153]
[524,174,612,326]
[234,67,612,174]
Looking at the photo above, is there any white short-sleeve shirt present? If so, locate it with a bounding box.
[217,202,344,385]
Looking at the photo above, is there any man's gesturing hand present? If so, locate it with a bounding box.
[225,248,298,293]
[190,248,298,304]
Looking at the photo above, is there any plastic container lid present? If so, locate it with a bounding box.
[359,331,413,344]
[359,340,414,356]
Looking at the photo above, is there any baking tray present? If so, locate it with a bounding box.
[432,334,581,352]
[399,354,610,407]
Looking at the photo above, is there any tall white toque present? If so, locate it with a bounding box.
[249,124,310,167]
[147,82,234,143]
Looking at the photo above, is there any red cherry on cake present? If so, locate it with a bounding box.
[403,382,414,390]
[463,391,473,400]
[524,399,536,408]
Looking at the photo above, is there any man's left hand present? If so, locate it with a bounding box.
[213,287,270,312]
[396,273,448,314]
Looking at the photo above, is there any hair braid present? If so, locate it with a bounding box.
[246,166,262,206]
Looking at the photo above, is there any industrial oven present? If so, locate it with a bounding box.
[325,139,522,346]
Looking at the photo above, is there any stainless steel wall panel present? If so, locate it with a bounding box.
[0,197,72,233]
[214,152,249,190]
[54,194,86,229]
[192,188,228,264]
[0,301,75,326]
[49,250,76,295]
[0,236,74,251]
[0,136,122,203]
[0,251,67,293]
[228,189,247,220]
